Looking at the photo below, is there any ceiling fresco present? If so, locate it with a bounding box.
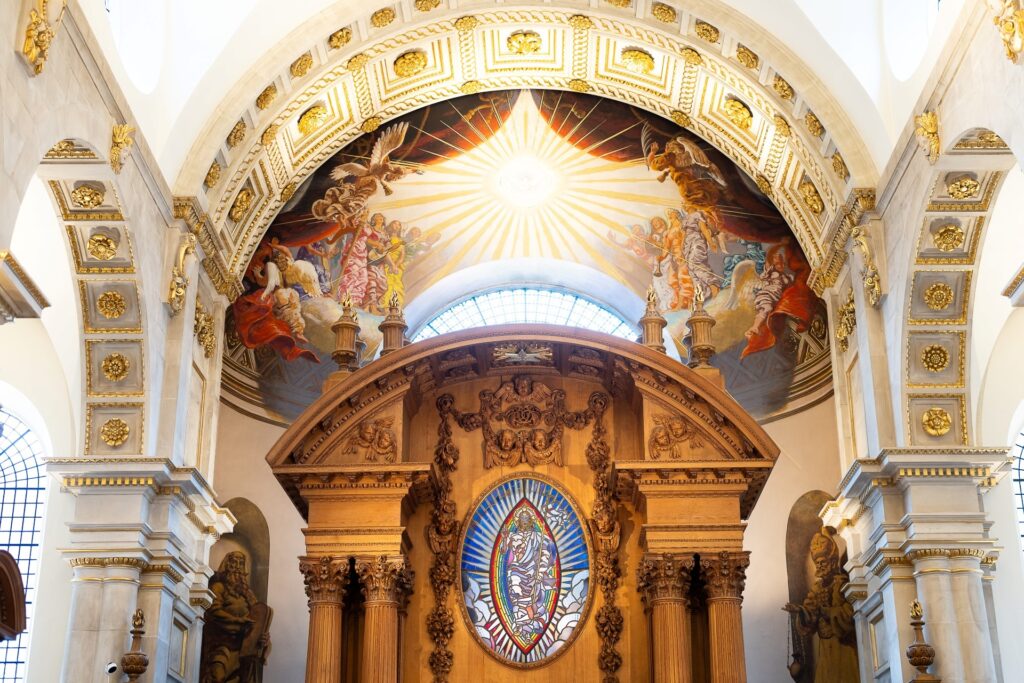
[223,89,831,422]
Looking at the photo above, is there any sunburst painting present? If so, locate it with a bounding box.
[225,89,830,421]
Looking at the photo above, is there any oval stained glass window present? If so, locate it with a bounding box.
[459,475,591,667]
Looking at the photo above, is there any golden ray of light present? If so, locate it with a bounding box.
[549,203,632,285]
[559,195,651,250]
[426,201,509,285]
[372,189,482,211]
[568,187,680,209]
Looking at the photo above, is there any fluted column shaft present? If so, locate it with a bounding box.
[300,556,348,683]
[357,555,413,683]
[702,552,749,683]
[638,554,693,683]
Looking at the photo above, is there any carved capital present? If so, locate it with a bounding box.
[356,555,413,605]
[701,551,749,600]
[637,553,692,608]
[299,556,348,606]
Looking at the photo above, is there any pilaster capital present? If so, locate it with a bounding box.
[637,553,692,608]
[356,555,413,605]
[701,551,749,600]
[299,556,348,606]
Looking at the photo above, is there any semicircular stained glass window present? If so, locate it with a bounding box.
[460,475,591,667]
[412,288,636,342]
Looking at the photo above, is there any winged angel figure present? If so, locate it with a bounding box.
[642,122,727,190]
[311,122,420,229]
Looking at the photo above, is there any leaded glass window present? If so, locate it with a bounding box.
[413,288,636,342]
[0,409,45,683]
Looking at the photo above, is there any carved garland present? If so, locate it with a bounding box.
[428,394,460,682]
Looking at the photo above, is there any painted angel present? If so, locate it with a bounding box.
[642,123,727,189]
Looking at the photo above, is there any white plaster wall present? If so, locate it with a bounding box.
[211,404,307,682]
[744,396,842,681]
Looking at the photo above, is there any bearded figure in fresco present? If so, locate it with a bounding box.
[783,529,859,683]
[499,507,559,641]
[200,552,273,683]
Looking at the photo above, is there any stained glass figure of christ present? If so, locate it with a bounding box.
[460,476,591,667]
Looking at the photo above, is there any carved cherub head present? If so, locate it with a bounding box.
[497,429,518,451]
[513,375,532,397]
[668,417,689,440]
[530,428,549,450]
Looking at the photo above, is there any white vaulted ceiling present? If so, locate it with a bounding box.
[76,0,966,188]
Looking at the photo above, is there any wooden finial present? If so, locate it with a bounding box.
[906,599,941,682]
[379,292,408,356]
[639,286,667,353]
[121,609,149,681]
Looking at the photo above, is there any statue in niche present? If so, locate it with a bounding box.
[783,528,859,682]
[341,416,398,463]
[200,552,273,683]
[647,413,703,460]
[450,375,597,468]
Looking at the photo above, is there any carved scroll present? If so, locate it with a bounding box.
[448,375,599,468]
[584,392,623,682]
[428,394,460,682]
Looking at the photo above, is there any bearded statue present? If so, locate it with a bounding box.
[200,551,273,683]
[783,529,859,682]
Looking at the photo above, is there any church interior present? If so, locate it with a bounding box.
[2,1,1024,681]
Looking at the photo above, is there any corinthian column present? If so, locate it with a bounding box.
[638,553,693,683]
[702,551,750,683]
[357,555,413,683]
[300,556,348,683]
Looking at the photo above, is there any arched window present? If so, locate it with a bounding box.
[412,288,637,342]
[0,408,46,683]
[1014,430,1024,550]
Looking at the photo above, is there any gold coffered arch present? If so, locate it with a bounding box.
[176,2,877,299]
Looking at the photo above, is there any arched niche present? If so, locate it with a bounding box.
[210,497,272,602]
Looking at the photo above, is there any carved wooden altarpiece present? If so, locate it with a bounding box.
[265,325,779,683]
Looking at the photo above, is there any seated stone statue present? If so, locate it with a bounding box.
[200,551,273,683]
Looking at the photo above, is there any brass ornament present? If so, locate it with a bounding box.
[991,2,1024,63]
[921,407,952,437]
[605,0,631,7]
[651,3,676,23]
[681,48,703,65]
[97,290,127,319]
[455,15,480,32]
[167,233,197,316]
[415,0,440,11]
[109,124,135,175]
[290,52,314,78]
[568,15,593,30]
[805,111,824,137]
[772,74,794,100]
[832,152,849,179]
[280,182,297,202]
[100,418,131,447]
[347,53,371,71]
[694,20,720,43]
[394,50,428,77]
[255,84,277,110]
[799,179,824,216]
[850,226,882,307]
[70,184,105,209]
[45,139,96,160]
[670,110,691,127]
[371,7,396,28]
[361,116,383,132]
[101,353,130,382]
[735,45,759,70]
[229,188,254,223]
[568,78,591,92]
[506,30,542,55]
[297,105,329,135]
[947,176,980,200]
[834,290,856,353]
[773,115,791,138]
[194,303,216,358]
[621,47,655,74]
[204,162,221,189]
[914,111,940,164]
[226,120,247,149]
[261,125,279,146]
[328,27,352,49]
[22,0,65,75]
[923,282,954,310]
[932,223,965,252]
[87,233,119,261]
[723,97,753,129]
[921,344,949,373]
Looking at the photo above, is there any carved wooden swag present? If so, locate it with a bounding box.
[444,375,603,468]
